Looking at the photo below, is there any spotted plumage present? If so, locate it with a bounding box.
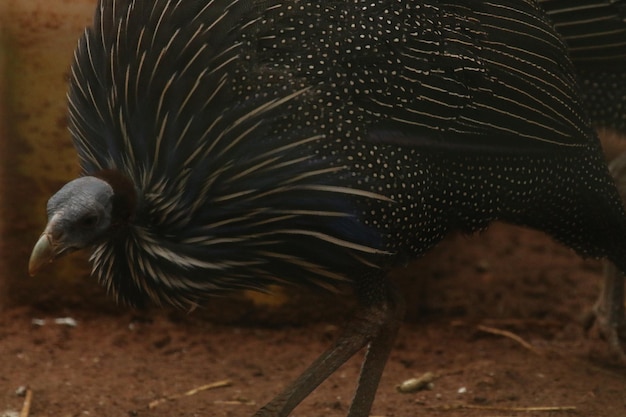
[30,1,626,416]
[541,0,626,131]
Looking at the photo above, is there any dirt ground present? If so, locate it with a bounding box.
[1,223,626,417]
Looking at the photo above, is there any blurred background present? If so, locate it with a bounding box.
[1,0,100,309]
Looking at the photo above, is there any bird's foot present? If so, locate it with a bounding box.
[582,261,626,362]
[582,302,626,362]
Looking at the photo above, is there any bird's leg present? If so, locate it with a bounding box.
[346,285,405,417]
[583,260,626,361]
[253,282,405,417]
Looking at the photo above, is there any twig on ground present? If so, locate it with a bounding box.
[148,380,232,409]
[427,403,576,412]
[451,318,563,328]
[477,324,542,355]
[19,389,32,417]
[213,398,256,406]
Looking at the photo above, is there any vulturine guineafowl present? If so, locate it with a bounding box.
[540,0,626,353]
[29,0,626,415]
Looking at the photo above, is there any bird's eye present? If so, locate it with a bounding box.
[79,215,99,228]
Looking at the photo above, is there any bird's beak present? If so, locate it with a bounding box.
[28,214,68,276]
[28,232,56,276]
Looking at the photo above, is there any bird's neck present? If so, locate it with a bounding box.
[93,169,138,229]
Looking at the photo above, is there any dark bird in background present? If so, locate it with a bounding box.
[29,0,626,415]
[539,0,626,351]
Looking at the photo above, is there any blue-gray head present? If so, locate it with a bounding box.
[29,176,121,275]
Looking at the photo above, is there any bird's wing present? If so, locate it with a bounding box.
[356,1,594,153]
[539,0,626,133]
[539,0,626,63]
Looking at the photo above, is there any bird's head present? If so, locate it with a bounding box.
[29,176,119,276]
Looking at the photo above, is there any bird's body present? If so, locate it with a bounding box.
[30,0,626,415]
[62,0,626,305]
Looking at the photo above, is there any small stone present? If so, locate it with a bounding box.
[54,317,78,327]
[396,372,436,393]
[31,318,46,326]
[475,260,490,273]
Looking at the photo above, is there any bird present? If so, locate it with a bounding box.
[28,0,626,416]
[541,0,626,135]
[539,0,626,352]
